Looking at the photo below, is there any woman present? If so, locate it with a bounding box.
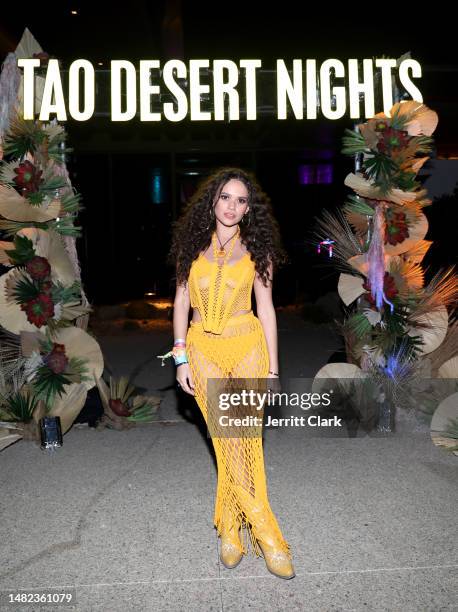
[162,167,294,579]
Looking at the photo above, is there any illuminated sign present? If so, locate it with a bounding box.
[17,58,423,122]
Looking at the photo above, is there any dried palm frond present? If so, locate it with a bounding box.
[389,257,425,297]
[344,172,418,206]
[0,348,28,418]
[342,198,372,240]
[0,184,61,222]
[403,240,433,264]
[389,101,439,136]
[409,157,430,173]
[2,112,47,158]
[428,317,458,376]
[399,197,424,217]
[338,273,365,306]
[437,357,458,380]
[14,27,43,60]
[312,208,364,274]
[0,325,21,359]
[0,159,20,185]
[417,195,433,209]
[413,190,433,213]
[365,335,419,411]
[405,307,450,363]
[344,212,369,240]
[0,327,25,387]
[412,266,458,320]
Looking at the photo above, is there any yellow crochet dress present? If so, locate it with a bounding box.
[185,233,291,558]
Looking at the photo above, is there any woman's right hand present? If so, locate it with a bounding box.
[176,363,195,396]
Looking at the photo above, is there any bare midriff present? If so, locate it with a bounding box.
[191,308,251,323]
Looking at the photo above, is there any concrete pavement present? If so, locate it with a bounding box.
[0,309,456,611]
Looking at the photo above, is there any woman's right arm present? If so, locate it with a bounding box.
[173,279,191,341]
[173,279,195,395]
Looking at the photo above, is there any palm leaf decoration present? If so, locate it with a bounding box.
[1,387,40,423]
[344,194,375,217]
[364,152,399,182]
[2,114,46,158]
[0,216,83,238]
[341,128,367,155]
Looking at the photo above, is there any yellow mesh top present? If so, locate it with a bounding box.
[189,252,255,334]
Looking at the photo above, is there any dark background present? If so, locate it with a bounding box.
[1,2,457,305]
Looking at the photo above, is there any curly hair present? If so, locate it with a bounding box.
[167,167,290,288]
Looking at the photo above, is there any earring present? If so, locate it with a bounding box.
[205,206,214,230]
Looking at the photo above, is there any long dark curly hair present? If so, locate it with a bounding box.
[167,167,290,288]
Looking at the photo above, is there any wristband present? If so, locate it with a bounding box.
[157,345,188,367]
[173,351,188,366]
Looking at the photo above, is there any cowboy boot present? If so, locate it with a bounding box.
[235,485,295,579]
[219,506,243,569]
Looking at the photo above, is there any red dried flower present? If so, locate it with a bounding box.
[374,120,389,132]
[25,256,51,280]
[13,160,43,195]
[44,343,69,374]
[20,293,55,327]
[377,127,410,153]
[41,280,53,294]
[384,209,409,245]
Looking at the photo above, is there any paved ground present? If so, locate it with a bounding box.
[1,310,457,611]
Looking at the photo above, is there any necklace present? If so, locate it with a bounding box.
[212,227,239,265]
[215,228,239,257]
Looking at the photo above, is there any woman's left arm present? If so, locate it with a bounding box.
[253,260,279,374]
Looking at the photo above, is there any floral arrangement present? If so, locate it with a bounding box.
[313,101,458,437]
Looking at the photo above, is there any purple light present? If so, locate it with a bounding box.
[298,164,314,185]
[316,164,333,184]
[298,163,333,185]
[317,239,335,257]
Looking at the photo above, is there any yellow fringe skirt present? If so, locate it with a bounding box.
[185,311,291,558]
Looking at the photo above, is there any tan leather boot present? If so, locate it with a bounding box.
[220,507,243,569]
[236,485,295,579]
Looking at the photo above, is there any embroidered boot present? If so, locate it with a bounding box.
[219,506,243,569]
[235,485,295,579]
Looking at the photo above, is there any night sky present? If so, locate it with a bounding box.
[1,2,456,67]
